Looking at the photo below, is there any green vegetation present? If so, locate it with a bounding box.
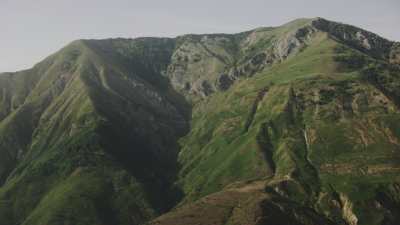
[0,17,399,225]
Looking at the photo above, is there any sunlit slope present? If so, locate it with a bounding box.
[174,31,400,224]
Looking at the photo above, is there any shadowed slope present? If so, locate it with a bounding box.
[0,38,190,225]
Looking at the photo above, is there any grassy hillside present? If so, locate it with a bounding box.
[169,22,400,224]
[0,38,189,225]
[0,17,399,225]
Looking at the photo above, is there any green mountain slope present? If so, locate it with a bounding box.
[0,17,399,225]
[0,38,189,225]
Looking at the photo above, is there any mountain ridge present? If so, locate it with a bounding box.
[0,17,399,225]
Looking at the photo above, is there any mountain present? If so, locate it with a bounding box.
[0,17,399,225]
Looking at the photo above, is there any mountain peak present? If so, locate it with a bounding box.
[1,17,400,225]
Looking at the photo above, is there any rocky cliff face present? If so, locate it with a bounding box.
[0,17,399,225]
[166,19,321,99]
[166,18,400,100]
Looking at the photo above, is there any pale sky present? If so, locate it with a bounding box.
[1,0,399,72]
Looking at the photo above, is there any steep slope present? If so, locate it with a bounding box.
[0,58,56,184]
[0,38,190,225]
[162,18,400,224]
[0,17,399,225]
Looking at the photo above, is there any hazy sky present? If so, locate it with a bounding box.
[1,0,399,72]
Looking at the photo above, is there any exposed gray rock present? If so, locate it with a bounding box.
[274,25,316,60]
[216,73,234,91]
[165,17,398,100]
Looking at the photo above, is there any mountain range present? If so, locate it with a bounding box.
[0,17,400,225]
